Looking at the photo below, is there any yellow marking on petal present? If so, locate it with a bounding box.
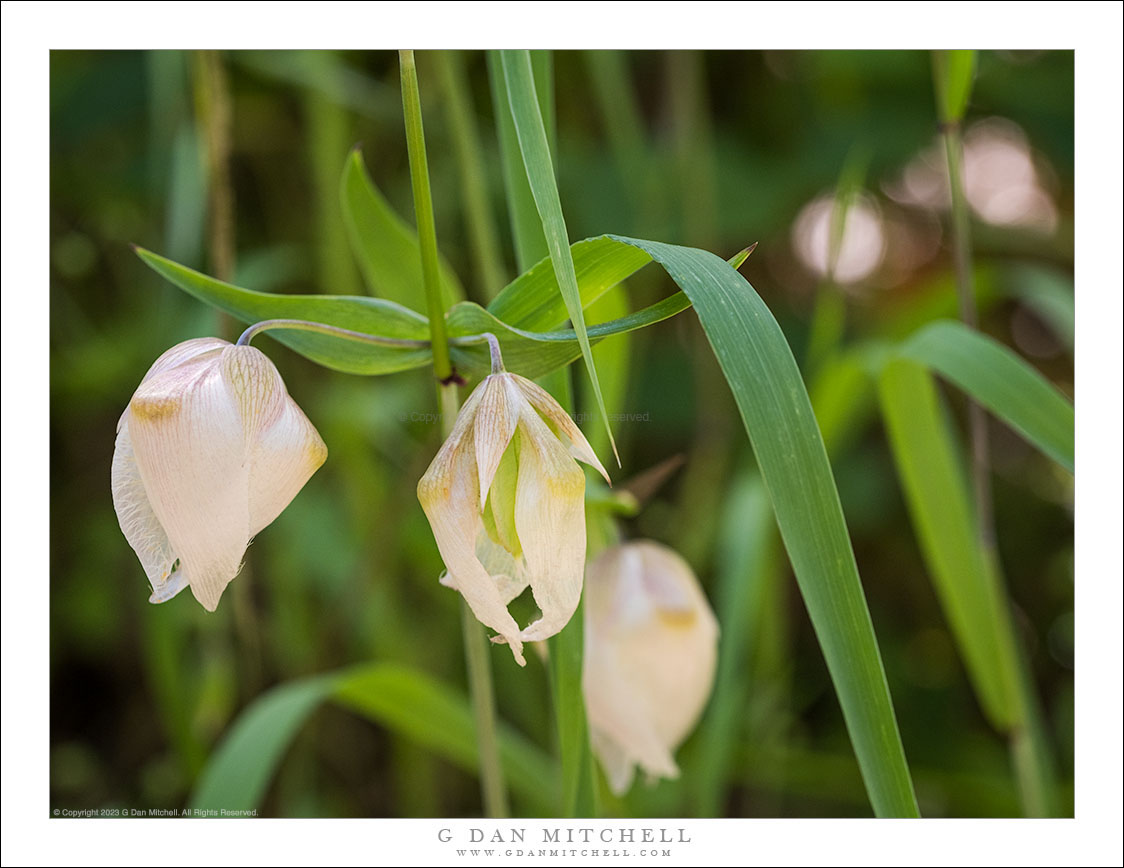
[130,395,180,420]
[656,609,700,629]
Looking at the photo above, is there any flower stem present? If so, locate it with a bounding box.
[400,49,453,383]
[235,318,430,349]
[401,49,509,819]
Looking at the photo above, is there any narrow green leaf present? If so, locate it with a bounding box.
[582,284,632,459]
[190,675,336,812]
[1002,264,1074,353]
[446,292,690,381]
[189,664,559,816]
[879,358,1017,728]
[339,147,463,310]
[499,49,618,461]
[605,235,919,817]
[809,345,881,458]
[879,356,1060,816]
[135,243,690,382]
[135,246,433,375]
[333,663,556,813]
[487,51,549,273]
[899,320,1074,472]
[488,236,651,331]
[932,50,977,123]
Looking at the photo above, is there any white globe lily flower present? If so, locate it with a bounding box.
[417,370,609,667]
[582,541,719,795]
[112,337,327,611]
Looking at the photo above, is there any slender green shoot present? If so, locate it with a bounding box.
[400,49,509,819]
[400,49,452,383]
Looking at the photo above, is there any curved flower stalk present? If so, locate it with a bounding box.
[417,371,609,666]
[112,337,327,611]
[582,541,719,795]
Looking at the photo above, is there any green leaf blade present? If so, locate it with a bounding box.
[900,320,1074,472]
[607,235,919,818]
[136,247,433,375]
[340,147,463,310]
[932,50,977,123]
[499,49,618,461]
[446,291,691,381]
[487,236,652,331]
[190,675,336,812]
[189,664,559,816]
[878,358,1017,729]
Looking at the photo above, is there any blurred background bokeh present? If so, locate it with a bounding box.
[50,49,1074,817]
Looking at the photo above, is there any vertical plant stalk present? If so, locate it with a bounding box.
[400,50,453,384]
[490,50,599,816]
[667,51,718,248]
[193,50,236,287]
[942,125,996,551]
[433,51,507,301]
[934,52,1056,816]
[400,49,509,819]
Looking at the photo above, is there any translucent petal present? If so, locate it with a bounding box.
[221,347,328,536]
[127,355,250,612]
[140,337,229,385]
[583,648,679,782]
[418,413,526,666]
[589,727,637,797]
[583,541,719,793]
[110,418,186,602]
[513,406,587,644]
[511,374,610,484]
[473,375,519,509]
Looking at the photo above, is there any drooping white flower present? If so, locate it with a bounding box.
[112,337,327,611]
[582,541,719,795]
[417,372,609,666]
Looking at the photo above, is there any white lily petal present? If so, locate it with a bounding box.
[513,407,587,644]
[583,648,680,781]
[418,418,526,666]
[117,338,229,433]
[583,541,719,793]
[473,375,519,509]
[511,374,611,484]
[127,354,250,612]
[110,417,185,602]
[140,337,229,384]
[635,542,697,617]
[589,727,637,797]
[221,347,328,536]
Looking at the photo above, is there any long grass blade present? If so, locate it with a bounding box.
[879,356,1059,815]
[900,320,1074,472]
[606,235,919,817]
[879,357,1018,728]
[499,49,618,462]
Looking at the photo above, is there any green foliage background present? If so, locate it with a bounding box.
[49,49,1074,817]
